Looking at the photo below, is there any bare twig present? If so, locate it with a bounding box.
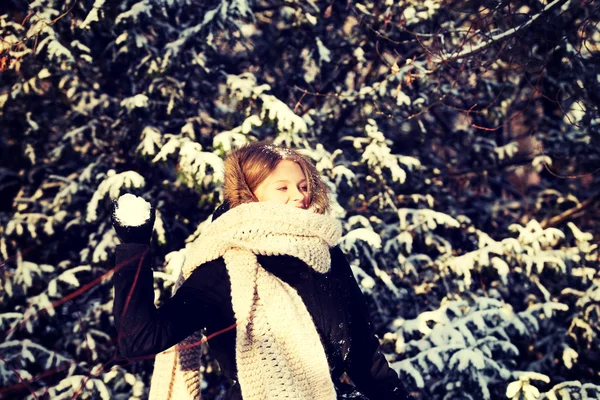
[435,0,571,64]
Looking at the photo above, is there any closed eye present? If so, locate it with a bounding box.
[277,187,287,191]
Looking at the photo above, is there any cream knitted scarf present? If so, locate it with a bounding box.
[149,202,342,400]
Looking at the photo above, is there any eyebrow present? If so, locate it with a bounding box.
[272,179,307,185]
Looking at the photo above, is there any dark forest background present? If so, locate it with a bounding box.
[1,0,599,399]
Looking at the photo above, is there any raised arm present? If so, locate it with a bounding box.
[331,247,414,400]
[112,243,215,359]
[111,196,219,359]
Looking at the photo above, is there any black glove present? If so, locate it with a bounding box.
[111,200,156,245]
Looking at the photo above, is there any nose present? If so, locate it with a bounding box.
[290,187,306,208]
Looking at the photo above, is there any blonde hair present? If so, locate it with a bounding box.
[223,141,330,214]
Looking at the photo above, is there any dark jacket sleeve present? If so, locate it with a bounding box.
[331,247,414,400]
[112,243,219,359]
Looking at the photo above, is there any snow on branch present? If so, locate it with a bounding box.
[388,297,568,399]
[80,0,106,29]
[86,170,146,223]
[539,380,600,399]
[223,72,310,147]
[162,0,254,64]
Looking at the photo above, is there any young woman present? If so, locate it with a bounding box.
[111,141,414,400]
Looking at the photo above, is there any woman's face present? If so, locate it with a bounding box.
[253,160,309,209]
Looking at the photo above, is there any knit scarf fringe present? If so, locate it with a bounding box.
[149,202,342,400]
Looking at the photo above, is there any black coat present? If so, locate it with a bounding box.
[113,242,414,400]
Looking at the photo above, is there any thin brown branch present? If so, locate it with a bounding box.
[447,157,535,179]
[541,191,600,229]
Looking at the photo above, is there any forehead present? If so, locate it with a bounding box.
[266,160,306,181]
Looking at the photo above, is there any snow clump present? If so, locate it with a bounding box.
[114,194,151,227]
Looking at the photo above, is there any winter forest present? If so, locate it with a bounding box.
[1,0,599,399]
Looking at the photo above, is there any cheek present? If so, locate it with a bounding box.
[267,189,287,202]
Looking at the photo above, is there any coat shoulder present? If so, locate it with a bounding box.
[185,256,229,286]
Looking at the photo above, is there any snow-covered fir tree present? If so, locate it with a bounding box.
[1,0,599,398]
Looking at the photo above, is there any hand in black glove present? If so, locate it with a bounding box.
[111,199,156,245]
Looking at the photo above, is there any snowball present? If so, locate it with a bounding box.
[114,194,151,227]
